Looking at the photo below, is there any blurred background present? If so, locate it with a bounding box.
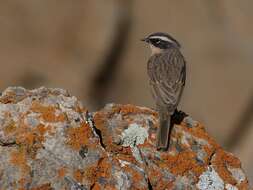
[0,0,252,182]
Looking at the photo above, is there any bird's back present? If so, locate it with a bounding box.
[147,47,186,112]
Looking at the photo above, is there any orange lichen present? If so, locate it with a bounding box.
[93,112,107,131]
[113,104,157,117]
[92,183,117,190]
[149,171,174,190]
[91,183,101,190]
[103,185,117,190]
[212,149,241,185]
[0,91,24,104]
[127,166,143,182]
[3,119,17,135]
[65,122,93,150]
[237,180,249,189]
[10,148,30,175]
[84,158,112,186]
[94,104,158,152]
[180,124,218,147]
[123,166,145,189]
[84,165,97,182]
[1,94,249,190]
[15,123,52,158]
[2,112,52,157]
[74,106,88,116]
[92,104,250,189]
[31,101,66,122]
[161,151,205,176]
[30,183,52,190]
[18,178,27,189]
[202,145,216,164]
[8,120,53,189]
[93,111,112,148]
[159,179,175,189]
[97,158,111,178]
[73,169,84,182]
[115,153,138,166]
[57,167,67,178]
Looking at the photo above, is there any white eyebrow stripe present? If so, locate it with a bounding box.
[149,36,173,42]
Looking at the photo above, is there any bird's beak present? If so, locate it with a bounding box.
[141,38,149,43]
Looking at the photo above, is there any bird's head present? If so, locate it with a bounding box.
[141,32,181,55]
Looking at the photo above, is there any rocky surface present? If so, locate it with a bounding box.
[0,87,250,190]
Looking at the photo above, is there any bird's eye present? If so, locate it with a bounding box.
[156,39,161,44]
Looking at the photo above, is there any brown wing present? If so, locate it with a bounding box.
[147,48,186,113]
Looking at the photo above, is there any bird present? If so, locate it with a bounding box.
[141,32,186,150]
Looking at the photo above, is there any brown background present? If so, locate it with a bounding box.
[0,0,252,183]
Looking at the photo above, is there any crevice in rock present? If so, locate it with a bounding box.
[0,140,16,147]
[93,126,106,149]
[86,112,106,149]
[90,183,95,190]
[147,178,153,190]
[139,149,153,190]
[208,149,216,165]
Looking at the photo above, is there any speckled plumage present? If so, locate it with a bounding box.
[147,40,186,150]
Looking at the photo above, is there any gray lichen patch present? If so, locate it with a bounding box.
[197,166,224,190]
[121,123,148,163]
[225,183,238,190]
[121,123,148,148]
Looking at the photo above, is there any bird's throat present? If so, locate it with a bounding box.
[149,44,164,55]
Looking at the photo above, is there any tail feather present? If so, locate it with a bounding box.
[156,114,171,150]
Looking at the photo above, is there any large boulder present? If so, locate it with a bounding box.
[0,87,250,189]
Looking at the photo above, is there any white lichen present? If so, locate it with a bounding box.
[121,123,148,163]
[197,166,224,190]
[121,123,148,147]
[225,184,238,190]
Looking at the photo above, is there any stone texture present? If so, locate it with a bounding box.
[0,87,250,189]
[1,1,253,181]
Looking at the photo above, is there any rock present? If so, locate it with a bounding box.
[0,87,250,189]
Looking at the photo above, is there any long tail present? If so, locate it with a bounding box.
[156,113,172,150]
